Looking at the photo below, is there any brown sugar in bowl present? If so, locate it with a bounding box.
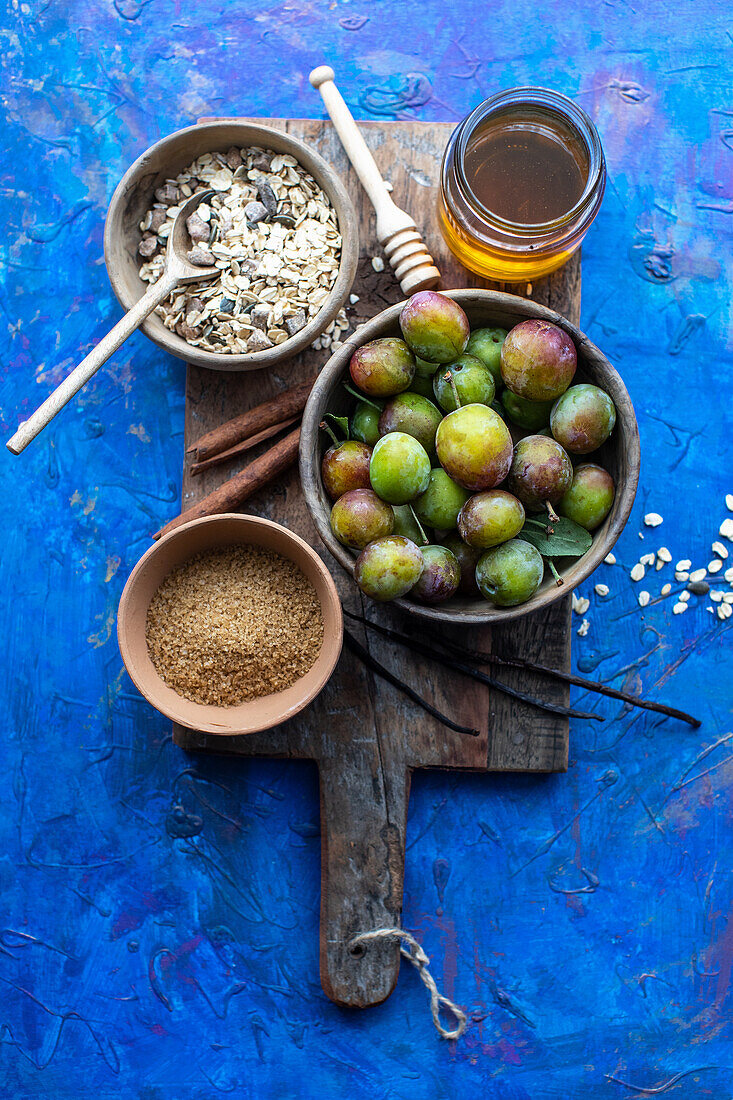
[104,120,359,371]
[117,514,343,735]
[299,288,640,625]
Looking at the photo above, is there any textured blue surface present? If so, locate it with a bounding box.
[2,1,733,1096]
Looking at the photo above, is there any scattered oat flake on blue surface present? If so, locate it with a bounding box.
[644,512,663,526]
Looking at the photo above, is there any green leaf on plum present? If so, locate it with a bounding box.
[518,515,592,558]
[322,413,350,440]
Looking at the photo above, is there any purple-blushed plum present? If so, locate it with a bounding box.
[476,539,544,607]
[369,431,431,504]
[558,463,615,531]
[321,440,372,500]
[435,403,513,492]
[350,337,415,397]
[466,327,508,385]
[411,545,461,604]
[354,535,424,601]
[508,434,573,512]
[378,392,442,455]
[550,384,617,454]
[330,489,394,550]
[457,490,525,549]
[501,390,555,431]
[399,291,470,364]
[442,533,481,595]
[500,319,577,401]
[413,468,470,529]
[351,400,383,446]
[393,504,425,542]
[433,354,496,412]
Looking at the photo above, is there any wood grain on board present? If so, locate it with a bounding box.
[174,118,579,1008]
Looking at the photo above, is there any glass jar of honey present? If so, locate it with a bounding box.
[438,88,606,282]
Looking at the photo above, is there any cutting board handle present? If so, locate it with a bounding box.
[318,758,409,1007]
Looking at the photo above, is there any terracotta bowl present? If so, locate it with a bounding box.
[117,514,343,735]
[299,288,640,625]
[104,120,359,371]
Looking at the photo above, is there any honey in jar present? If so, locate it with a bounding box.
[439,88,606,282]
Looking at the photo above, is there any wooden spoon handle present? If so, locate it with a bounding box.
[7,267,180,455]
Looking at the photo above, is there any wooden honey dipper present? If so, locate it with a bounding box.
[309,66,441,296]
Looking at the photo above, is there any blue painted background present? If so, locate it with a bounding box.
[2,1,732,1096]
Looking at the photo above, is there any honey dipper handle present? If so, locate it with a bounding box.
[309,65,411,237]
[6,268,180,455]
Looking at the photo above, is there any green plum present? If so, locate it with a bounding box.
[413,468,470,529]
[351,400,382,446]
[435,403,513,491]
[500,319,577,401]
[466,326,508,385]
[369,431,431,504]
[558,463,615,531]
[408,371,438,400]
[399,291,470,364]
[457,490,525,549]
[550,384,617,454]
[350,337,415,397]
[321,440,372,500]
[393,504,426,542]
[415,355,439,377]
[354,535,424,601]
[442,533,481,594]
[411,545,461,604]
[433,353,496,412]
[508,434,573,512]
[378,392,442,455]
[501,390,555,431]
[330,489,394,550]
[476,539,544,607]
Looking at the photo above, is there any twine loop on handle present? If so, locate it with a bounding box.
[348,928,468,1040]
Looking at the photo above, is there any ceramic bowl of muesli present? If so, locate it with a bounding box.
[104,121,359,371]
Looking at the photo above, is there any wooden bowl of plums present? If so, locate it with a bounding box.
[300,289,640,624]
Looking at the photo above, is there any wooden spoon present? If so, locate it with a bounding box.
[7,190,219,455]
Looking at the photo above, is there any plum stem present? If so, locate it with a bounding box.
[444,371,462,410]
[409,505,429,546]
[545,500,559,530]
[319,419,340,447]
[548,560,564,586]
[342,382,381,410]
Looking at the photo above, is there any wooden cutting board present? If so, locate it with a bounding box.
[174,117,579,1009]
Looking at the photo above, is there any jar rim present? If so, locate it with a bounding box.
[452,87,606,234]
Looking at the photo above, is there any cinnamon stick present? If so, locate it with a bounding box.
[154,428,301,540]
[189,415,300,476]
[187,378,315,464]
